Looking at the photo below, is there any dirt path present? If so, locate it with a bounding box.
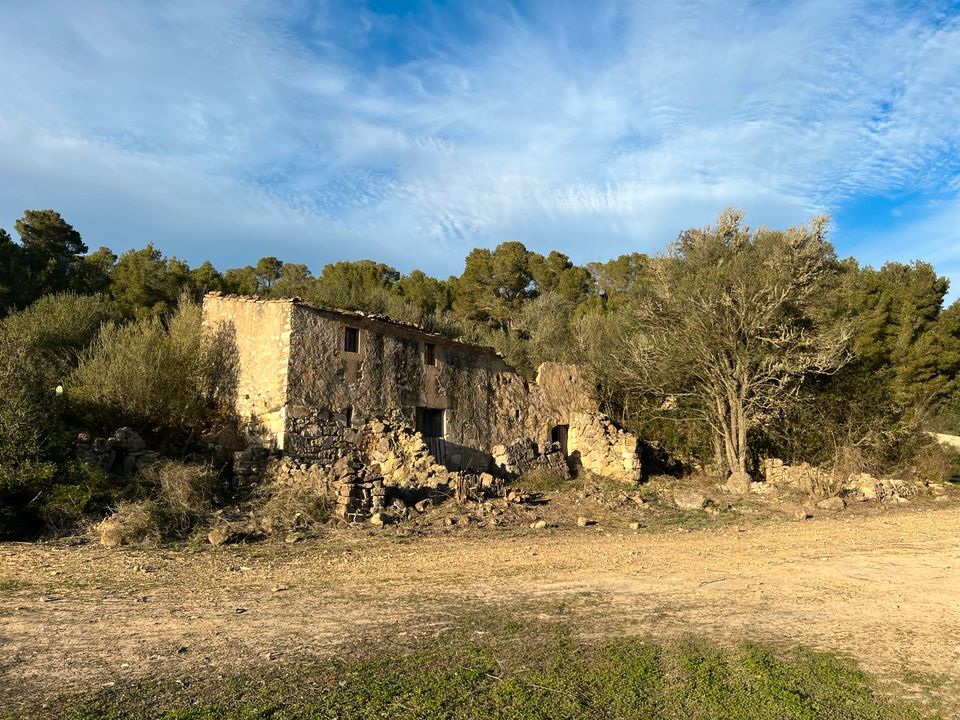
[2,505,959,711]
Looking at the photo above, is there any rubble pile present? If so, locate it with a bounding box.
[77,427,160,477]
[761,458,928,504]
[491,438,570,479]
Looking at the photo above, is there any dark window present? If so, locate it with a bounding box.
[424,343,436,366]
[343,326,359,353]
[344,406,353,426]
[416,407,445,438]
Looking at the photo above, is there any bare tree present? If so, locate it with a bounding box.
[620,209,850,476]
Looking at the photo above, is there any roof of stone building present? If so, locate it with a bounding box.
[203,292,506,359]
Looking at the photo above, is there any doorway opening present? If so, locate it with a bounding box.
[416,407,446,464]
[551,424,569,457]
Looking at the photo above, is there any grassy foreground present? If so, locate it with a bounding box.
[19,623,932,720]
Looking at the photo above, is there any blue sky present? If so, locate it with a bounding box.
[0,0,958,297]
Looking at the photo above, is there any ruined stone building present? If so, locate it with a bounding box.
[202,294,642,485]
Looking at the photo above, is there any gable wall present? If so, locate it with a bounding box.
[202,296,293,446]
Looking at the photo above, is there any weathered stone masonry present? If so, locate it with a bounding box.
[203,294,642,487]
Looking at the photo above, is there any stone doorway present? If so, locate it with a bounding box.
[416,407,446,464]
[551,424,569,457]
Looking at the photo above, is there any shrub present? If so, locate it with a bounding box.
[0,294,114,462]
[0,294,114,537]
[94,501,165,547]
[518,467,572,493]
[253,479,333,535]
[152,460,220,516]
[912,441,960,484]
[94,461,223,545]
[36,462,113,534]
[69,299,236,436]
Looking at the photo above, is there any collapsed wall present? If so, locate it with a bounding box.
[760,458,918,501]
[239,414,482,522]
[568,412,643,484]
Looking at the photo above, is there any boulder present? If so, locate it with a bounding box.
[816,496,845,511]
[673,489,707,510]
[414,498,433,513]
[207,525,233,546]
[724,472,751,495]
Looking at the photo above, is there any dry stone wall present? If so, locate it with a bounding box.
[284,407,359,466]
[568,412,643,484]
[491,439,571,479]
[77,427,160,477]
[760,458,832,494]
[760,458,917,502]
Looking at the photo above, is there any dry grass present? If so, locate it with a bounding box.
[93,461,223,546]
[92,501,163,546]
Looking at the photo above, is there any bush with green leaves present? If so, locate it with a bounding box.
[0,294,115,536]
[69,299,236,439]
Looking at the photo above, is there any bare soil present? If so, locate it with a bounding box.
[2,501,959,714]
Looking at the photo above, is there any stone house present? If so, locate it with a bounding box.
[203,293,642,482]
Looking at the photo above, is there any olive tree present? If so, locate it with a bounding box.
[620,209,850,476]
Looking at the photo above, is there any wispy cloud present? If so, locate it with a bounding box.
[0,0,957,294]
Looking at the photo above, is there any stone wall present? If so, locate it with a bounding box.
[284,299,535,467]
[760,458,916,502]
[567,412,643,484]
[203,294,601,472]
[202,295,293,446]
[526,363,598,445]
[491,438,571,479]
[760,458,832,494]
[284,407,359,466]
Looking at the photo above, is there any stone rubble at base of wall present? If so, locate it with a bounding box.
[491,439,571,479]
[235,409,653,522]
[236,415,498,522]
[760,458,914,501]
[568,412,642,484]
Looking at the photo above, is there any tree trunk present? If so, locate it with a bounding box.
[714,389,748,475]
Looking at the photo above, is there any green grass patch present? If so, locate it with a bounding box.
[16,622,935,720]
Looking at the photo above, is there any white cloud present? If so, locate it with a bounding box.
[0,0,957,281]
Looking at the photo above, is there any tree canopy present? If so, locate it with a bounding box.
[0,205,956,483]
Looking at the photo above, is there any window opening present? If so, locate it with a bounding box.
[343,326,359,353]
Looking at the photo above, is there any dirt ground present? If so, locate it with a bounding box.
[1,502,959,714]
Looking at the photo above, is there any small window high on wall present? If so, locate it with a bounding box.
[424,342,436,366]
[343,326,359,353]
